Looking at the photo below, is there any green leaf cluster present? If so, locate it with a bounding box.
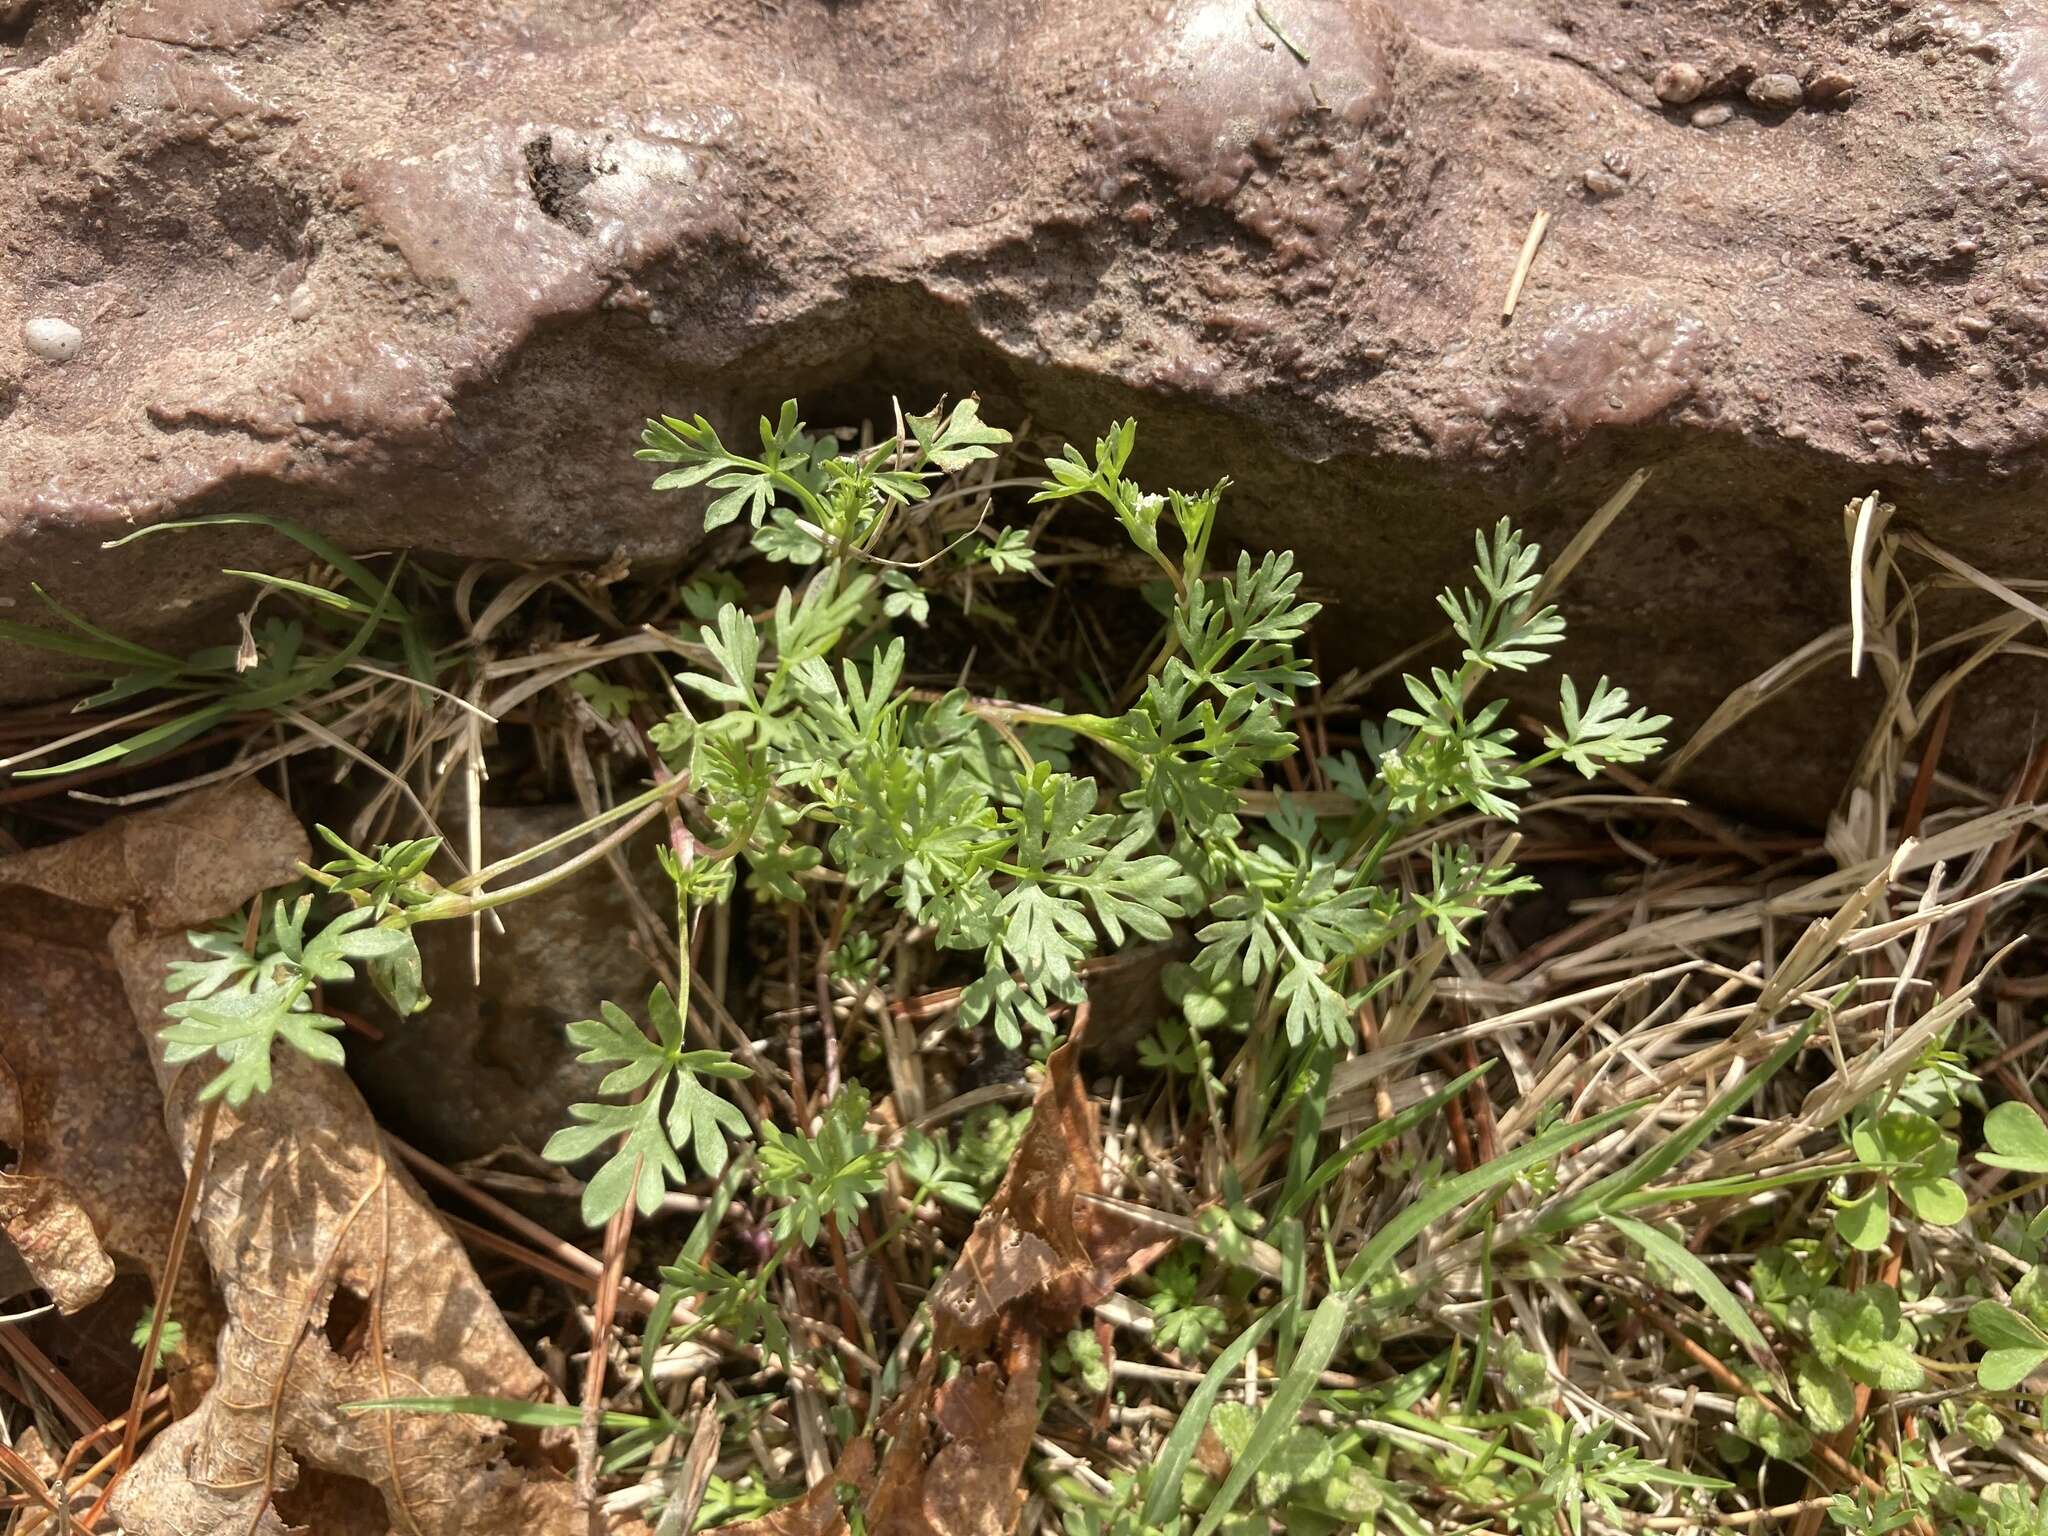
[646,409,1664,1064]
[1145,1249,1227,1358]
[161,897,418,1106]
[1834,1109,1966,1251]
[542,985,751,1227]
[758,1085,889,1245]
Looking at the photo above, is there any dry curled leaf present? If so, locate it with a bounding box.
[932,1020,1157,1352]
[0,795,275,1366]
[719,1017,1150,1536]
[0,1172,112,1314]
[0,785,594,1536]
[913,1333,1041,1536]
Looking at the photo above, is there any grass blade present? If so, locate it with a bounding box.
[1341,1100,1639,1291]
[224,569,371,614]
[10,701,231,780]
[1140,1305,1281,1527]
[105,513,407,615]
[1534,1018,1813,1234]
[1191,1295,1347,1536]
[1607,1214,1779,1383]
[1272,1062,1492,1225]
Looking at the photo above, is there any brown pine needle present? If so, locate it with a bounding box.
[1502,210,1552,321]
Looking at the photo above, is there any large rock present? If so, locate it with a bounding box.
[4,0,2046,818]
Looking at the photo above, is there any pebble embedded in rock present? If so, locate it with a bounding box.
[1747,73,1804,111]
[22,317,82,362]
[285,284,315,322]
[1654,62,1705,104]
[1584,169,1628,199]
[1807,70,1856,106]
[1691,103,1735,128]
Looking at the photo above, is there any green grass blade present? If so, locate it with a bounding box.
[10,701,231,779]
[1534,1018,1814,1234]
[1191,1295,1347,1536]
[1340,1100,1640,1292]
[1609,1163,1847,1210]
[0,618,168,670]
[238,555,403,713]
[223,569,370,614]
[104,514,406,614]
[27,583,194,668]
[1607,1214,1779,1382]
[1272,1062,1492,1225]
[0,584,189,671]
[338,1394,653,1431]
[79,672,216,709]
[1140,1305,1281,1527]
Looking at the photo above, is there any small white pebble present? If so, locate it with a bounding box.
[22,317,82,362]
[1654,62,1705,104]
[286,284,315,322]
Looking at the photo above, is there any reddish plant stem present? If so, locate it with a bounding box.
[578,1178,637,1532]
[89,1096,221,1529]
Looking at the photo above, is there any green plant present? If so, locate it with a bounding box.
[1834,1108,1966,1251]
[156,790,683,1107]
[0,515,436,779]
[1981,1102,2048,1174]
[541,984,751,1226]
[161,895,414,1106]
[1970,1267,2048,1390]
[1513,1415,1725,1536]
[642,405,1663,1060]
[131,1307,184,1371]
[1978,1484,2048,1536]
[757,1085,889,1246]
[1183,1401,1384,1534]
[1798,1283,1924,1432]
[893,1127,980,1214]
[90,395,1707,1530]
[1145,1249,1227,1358]
[1055,1328,1112,1395]
[1828,1489,1925,1536]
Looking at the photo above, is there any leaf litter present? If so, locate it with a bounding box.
[721,1017,1156,1536]
[0,785,604,1535]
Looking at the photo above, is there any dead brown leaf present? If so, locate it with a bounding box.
[0,792,279,1369]
[0,1172,111,1314]
[0,891,191,1319]
[932,1021,1159,1352]
[916,1332,1041,1536]
[716,1015,1154,1536]
[0,785,600,1536]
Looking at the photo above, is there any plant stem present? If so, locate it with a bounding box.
[110,1096,222,1498]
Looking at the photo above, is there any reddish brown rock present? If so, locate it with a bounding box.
[4,0,2047,819]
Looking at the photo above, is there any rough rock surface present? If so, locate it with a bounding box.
[4,0,2047,818]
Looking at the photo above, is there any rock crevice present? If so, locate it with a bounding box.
[4,0,2045,817]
